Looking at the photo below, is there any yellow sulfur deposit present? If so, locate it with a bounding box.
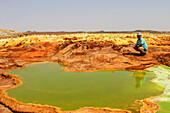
[0,33,169,48]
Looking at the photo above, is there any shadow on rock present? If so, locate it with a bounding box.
[123,53,141,56]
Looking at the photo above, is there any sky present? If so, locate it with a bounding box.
[0,0,170,32]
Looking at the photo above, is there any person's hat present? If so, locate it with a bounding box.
[137,32,142,36]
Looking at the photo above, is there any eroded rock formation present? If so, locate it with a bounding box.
[0,33,169,113]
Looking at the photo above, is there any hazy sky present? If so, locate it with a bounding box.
[0,0,170,32]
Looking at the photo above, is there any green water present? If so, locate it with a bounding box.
[6,62,164,112]
[157,102,170,113]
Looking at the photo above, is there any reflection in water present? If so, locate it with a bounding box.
[133,71,147,89]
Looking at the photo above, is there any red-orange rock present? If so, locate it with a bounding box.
[20,51,47,59]
[0,52,11,57]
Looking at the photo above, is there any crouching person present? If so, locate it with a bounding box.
[134,33,148,56]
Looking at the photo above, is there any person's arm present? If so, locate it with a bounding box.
[135,41,138,47]
[139,44,143,47]
[139,39,144,47]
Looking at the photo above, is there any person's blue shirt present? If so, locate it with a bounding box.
[136,38,148,50]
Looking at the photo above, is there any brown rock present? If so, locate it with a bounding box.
[0,69,7,74]
[23,44,40,51]
[14,60,26,67]
[0,104,12,113]
[56,43,76,55]
[20,51,47,58]
[0,65,9,68]
[50,56,59,61]
[94,53,118,62]
[0,52,11,58]
[9,51,22,58]
[0,59,6,64]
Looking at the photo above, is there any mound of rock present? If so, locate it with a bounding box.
[0,29,23,38]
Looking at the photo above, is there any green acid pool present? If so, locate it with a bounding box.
[157,102,170,113]
[6,62,164,112]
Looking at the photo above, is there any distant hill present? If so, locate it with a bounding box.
[0,29,23,38]
[1,29,170,38]
[25,30,170,35]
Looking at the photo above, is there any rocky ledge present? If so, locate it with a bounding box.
[0,40,169,73]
